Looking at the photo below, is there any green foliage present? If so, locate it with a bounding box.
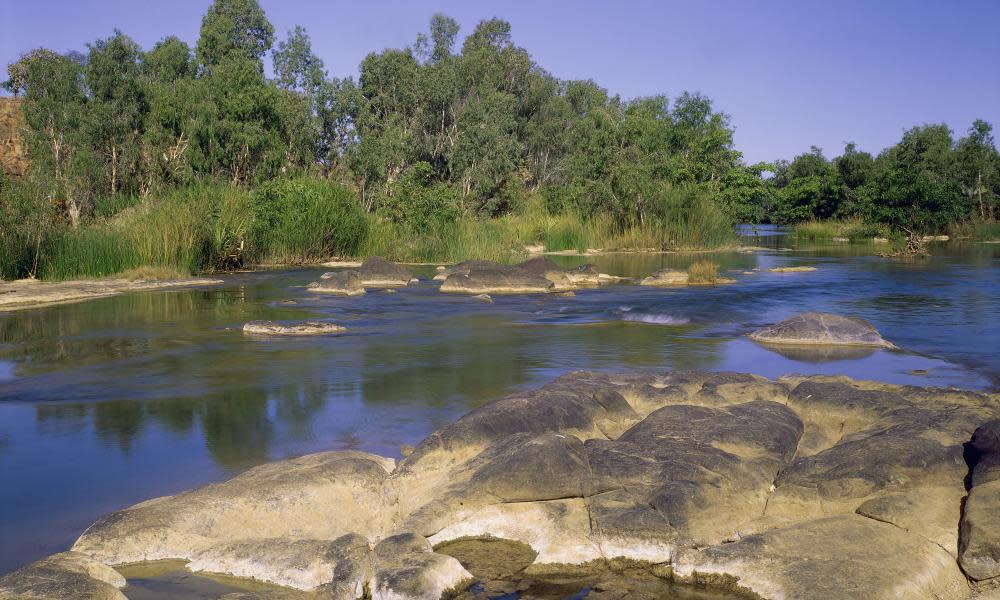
[251,177,367,261]
[768,123,998,236]
[196,0,274,67]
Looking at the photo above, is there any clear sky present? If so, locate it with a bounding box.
[2,0,998,164]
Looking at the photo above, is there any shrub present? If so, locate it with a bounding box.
[251,177,368,262]
[687,260,719,284]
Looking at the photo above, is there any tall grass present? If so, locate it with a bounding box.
[17,178,740,279]
[793,219,890,242]
[974,222,1000,241]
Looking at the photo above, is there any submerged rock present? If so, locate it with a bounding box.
[767,266,817,273]
[308,270,366,296]
[359,256,416,288]
[16,372,996,600]
[749,312,896,348]
[242,320,345,336]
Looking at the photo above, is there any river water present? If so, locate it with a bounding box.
[0,227,997,578]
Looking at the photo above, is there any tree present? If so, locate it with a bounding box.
[196,0,274,68]
[956,119,999,220]
[864,125,965,234]
[14,50,91,226]
[143,36,194,83]
[85,31,147,196]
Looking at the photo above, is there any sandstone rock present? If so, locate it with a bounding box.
[359,256,416,287]
[0,552,127,600]
[439,261,553,294]
[749,312,896,348]
[73,451,394,565]
[187,535,369,591]
[0,277,223,312]
[371,533,471,600]
[767,266,817,273]
[437,259,613,293]
[242,320,345,336]
[679,515,969,600]
[8,371,992,600]
[960,420,1000,580]
[308,270,365,296]
[639,268,688,286]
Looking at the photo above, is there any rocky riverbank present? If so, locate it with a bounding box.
[2,371,998,599]
[0,276,223,312]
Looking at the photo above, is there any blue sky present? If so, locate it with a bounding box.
[2,0,998,164]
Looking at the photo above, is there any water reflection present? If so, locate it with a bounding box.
[749,341,879,363]
[0,240,997,575]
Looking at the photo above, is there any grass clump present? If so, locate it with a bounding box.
[974,221,1000,241]
[686,260,720,284]
[793,219,891,243]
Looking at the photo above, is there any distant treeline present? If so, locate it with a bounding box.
[1,0,997,279]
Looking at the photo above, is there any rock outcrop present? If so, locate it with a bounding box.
[438,261,554,294]
[308,270,366,296]
[436,259,616,294]
[5,372,995,599]
[960,419,1000,580]
[639,268,689,286]
[358,257,416,288]
[242,320,345,335]
[749,312,896,348]
[639,268,734,286]
[0,552,127,600]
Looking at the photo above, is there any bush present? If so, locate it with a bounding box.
[0,175,58,279]
[251,177,368,262]
[687,260,719,284]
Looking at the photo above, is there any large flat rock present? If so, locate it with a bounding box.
[12,372,996,600]
[750,312,896,348]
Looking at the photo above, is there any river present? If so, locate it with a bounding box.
[1,227,997,577]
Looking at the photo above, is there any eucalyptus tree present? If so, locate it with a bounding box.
[85,31,147,196]
[10,49,92,226]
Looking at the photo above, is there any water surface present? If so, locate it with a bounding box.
[1,228,997,575]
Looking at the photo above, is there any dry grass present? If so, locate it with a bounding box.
[686,260,720,284]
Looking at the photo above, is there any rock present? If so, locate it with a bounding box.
[308,270,366,296]
[749,312,896,348]
[439,262,554,294]
[72,451,395,565]
[639,268,688,286]
[565,264,601,286]
[9,371,993,600]
[187,535,369,591]
[923,235,950,242]
[679,515,969,600]
[832,236,850,242]
[960,420,1000,580]
[0,277,223,313]
[473,293,493,304]
[767,266,817,273]
[0,552,127,600]
[242,320,345,336]
[873,237,890,243]
[437,259,614,293]
[371,533,471,600]
[359,256,416,287]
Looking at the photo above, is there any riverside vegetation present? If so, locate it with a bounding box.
[2,0,999,281]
